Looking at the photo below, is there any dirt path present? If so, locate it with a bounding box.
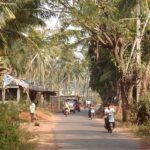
[34,121,57,150]
[23,120,57,150]
[20,110,58,150]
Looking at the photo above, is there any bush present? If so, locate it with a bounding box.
[137,121,150,137]
[136,97,150,125]
[130,94,150,125]
[18,100,30,112]
[0,102,34,150]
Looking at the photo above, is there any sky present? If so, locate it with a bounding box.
[45,17,60,29]
[45,17,84,60]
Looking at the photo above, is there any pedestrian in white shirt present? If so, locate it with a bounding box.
[29,102,36,122]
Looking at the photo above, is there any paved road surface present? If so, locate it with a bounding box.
[53,108,141,150]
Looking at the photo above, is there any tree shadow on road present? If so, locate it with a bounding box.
[55,133,141,150]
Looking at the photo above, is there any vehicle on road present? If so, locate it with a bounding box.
[67,100,76,113]
[88,107,95,120]
[61,96,81,113]
[106,121,113,133]
[104,104,115,133]
[74,100,81,112]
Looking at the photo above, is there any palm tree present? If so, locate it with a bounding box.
[0,0,46,76]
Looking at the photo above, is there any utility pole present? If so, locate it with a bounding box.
[136,0,141,103]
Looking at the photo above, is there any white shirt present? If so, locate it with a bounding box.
[91,109,95,113]
[30,103,36,113]
[104,107,115,122]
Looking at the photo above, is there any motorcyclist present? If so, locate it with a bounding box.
[104,103,116,129]
[63,100,70,113]
[88,105,95,118]
[75,101,81,112]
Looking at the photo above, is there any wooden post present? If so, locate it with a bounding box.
[17,87,20,103]
[2,87,5,103]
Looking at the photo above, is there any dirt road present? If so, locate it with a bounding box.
[53,109,141,150]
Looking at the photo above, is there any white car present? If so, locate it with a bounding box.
[67,100,76,113]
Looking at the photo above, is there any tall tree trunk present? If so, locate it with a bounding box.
[136,0,141,103]
[128,85,134,104]
[120,78,134,122]
[120,78,128,122]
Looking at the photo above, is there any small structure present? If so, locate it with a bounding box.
[0,75,57,103]
[0,85,21,102]
[0,84,57,103]
[29,85,57,106]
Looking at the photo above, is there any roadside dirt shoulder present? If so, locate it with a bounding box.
[115,122,150,150]
[20,111,58,150]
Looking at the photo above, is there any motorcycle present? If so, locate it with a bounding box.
[75,103,81,112]
[64,108,70,117]
[107,122,113,133]
[105,117,114,133]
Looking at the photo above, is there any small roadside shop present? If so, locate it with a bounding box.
[0,75,57,104]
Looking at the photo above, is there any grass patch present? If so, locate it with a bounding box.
[136,121,150,141]
[20,129,38,150]
[22,143,37,150]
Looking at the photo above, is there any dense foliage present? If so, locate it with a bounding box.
[136,97,150,125]
[0,0,46,75]
[89,50,117,101]
[0,103,20,150]
[45,0,150,121]
[137,120,150,137]
[1,0,150,123]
